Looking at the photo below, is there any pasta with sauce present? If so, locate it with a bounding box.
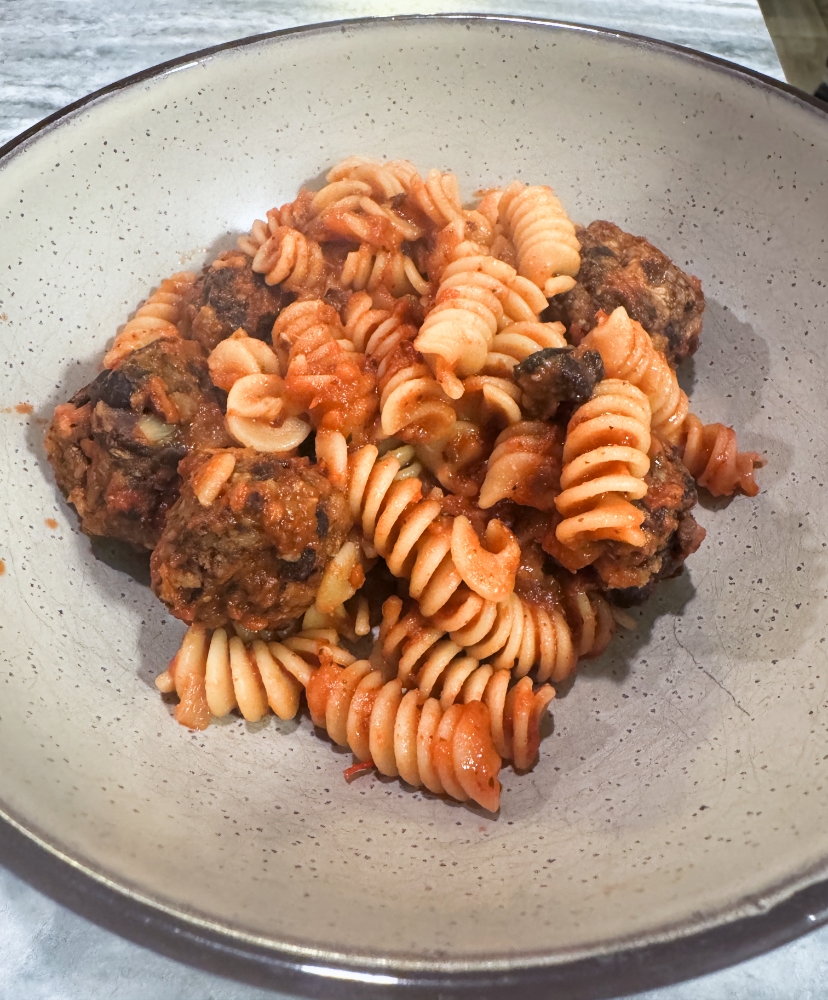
[45,156,763,814]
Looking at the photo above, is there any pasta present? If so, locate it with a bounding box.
[103,272,198,368]
[340,434,521,613]
[240,214,327,296]
[380,596,555,770]
[682,414,763,497]
[47,155,765,815]
[555,379,651,554]
[478,421,562,511]
[414,252,548,399]
[155,625,348,729]
[584,306,763,495]
[497,181,581,297]
[582,306,689,444]
[279,647,503,811]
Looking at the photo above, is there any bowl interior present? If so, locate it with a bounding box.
[1,15,827,976]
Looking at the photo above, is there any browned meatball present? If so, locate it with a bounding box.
[190,250,294,351]
[150,452,353,631]
[593,440,706,602]
[45,339,229,550]
[544,221,705,367]
[512,346,604,421]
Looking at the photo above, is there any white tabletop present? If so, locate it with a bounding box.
[3,4,825,1000]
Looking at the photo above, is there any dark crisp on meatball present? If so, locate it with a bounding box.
[544,221,705,367]
[45,339,229,550]
[150,452,353,631]
[513,346,604,421]
[190,250,294,351]
[593,440,706,602]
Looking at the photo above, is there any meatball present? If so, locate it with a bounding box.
[544,220,705,367]
[45,339,229,550]
[150,452,353,631]
[593,440,706,602]
[190,250,294,351]
[512,346,604,420]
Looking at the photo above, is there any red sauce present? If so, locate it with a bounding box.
[44,518,58,530]
[0,560,5,576]
[15,403,33,414]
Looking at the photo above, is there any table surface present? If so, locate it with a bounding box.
[2,3,827,999]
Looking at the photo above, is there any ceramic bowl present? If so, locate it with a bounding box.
[1,15,827,999]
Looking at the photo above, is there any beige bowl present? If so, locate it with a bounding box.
[1,15,827,998]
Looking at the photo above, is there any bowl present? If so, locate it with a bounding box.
[1,15,827,999]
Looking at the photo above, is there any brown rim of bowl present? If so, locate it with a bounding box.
[1,15,827,999]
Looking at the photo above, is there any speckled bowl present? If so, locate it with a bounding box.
[1,15,827,999]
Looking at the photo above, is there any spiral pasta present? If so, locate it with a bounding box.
[555,379,651,552]
[340,245,428,297]
[224,372,311,453]
[582,306,689,444]
[239,214,327,296]
[414,253,548,399]
[682,414,763,497]
[280,651,503,811]
[378,346,457,443]
[103,272,197,369]
[343,293,418,366]
[331,432,521,613]
[478,420,562,511]
[272,299,378,437]
[207,329,281,391]
[497,181,581,297]
[155,625,351,729]
[584,307,763,495]
[380,597,555,770]
[306,174,423,248]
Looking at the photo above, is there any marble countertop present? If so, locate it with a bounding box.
[2,3,826,999]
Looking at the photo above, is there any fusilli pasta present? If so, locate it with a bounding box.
[380,597,555,770]
[498,181,581,297]
[582,306,688,444]
[555,379,651,552]
[103,272,198,369]
[414,253,548,399]
[280,650,503,811]
[155,625,349,729]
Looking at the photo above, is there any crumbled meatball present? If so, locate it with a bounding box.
[593,440,706,602]
[544,220,705,367]
[513,346,604,420]
[150,452,353,631]
[190,250,294,351]
[45,339,229,550]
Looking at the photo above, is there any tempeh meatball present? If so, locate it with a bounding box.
[544,220,705,367]
[45,339,229,550]
[150,452,353,631]
[190,250,294,351]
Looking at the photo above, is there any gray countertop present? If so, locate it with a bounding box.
[2,3,827,999]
